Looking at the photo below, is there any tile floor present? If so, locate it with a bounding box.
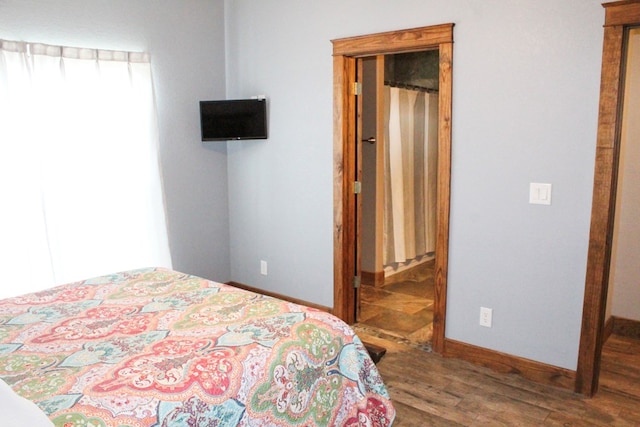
[357,259,434,345]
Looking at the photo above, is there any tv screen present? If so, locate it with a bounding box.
[200,99,267,141]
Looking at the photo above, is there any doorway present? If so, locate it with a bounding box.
[331,24,453,354]
[357,51,440,346]
[606,26,640,341]
[577,1,640,396]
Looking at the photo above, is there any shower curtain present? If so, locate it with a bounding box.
[383,85,438,266]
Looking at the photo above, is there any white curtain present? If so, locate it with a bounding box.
[0,40,172,298]
[383,85,438,266]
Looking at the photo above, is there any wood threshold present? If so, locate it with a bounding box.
[444,339,576,392]
[227,281,332,313]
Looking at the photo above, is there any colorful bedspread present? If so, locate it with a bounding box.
[0,268,395,426]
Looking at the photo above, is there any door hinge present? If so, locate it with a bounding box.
[353,82,362,96]
[353,276,361,289]
[353,181,362,194]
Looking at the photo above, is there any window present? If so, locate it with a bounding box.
[0,40,171,297]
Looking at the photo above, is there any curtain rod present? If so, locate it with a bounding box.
[384,80,438,94]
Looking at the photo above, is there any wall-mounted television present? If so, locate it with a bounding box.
[200,98,267,141]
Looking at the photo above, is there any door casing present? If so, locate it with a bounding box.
[577,0,640,397]
[331,24,454,354]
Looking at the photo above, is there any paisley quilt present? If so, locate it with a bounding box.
[0,268,395,426]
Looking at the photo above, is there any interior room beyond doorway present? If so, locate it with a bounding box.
[357,50,439,346]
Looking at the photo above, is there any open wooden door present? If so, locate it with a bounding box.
[356,55,386,321]
[354,57,363,321]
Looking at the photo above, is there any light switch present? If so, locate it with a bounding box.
[529,183,552,205]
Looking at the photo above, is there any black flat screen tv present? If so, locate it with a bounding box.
[200,98,267,141]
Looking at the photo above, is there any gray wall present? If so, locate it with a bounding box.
[0,0,231,282]
[224,0,604,370]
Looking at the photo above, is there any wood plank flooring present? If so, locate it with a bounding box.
[356,329,640,426]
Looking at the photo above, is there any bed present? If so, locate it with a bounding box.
[0,267,395,426]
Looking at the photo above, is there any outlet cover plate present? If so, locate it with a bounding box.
[480,307,492,328]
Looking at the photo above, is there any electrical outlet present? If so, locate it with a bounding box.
[480,307,492,328]
[260,260,268,276]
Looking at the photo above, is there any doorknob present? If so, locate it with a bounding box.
[362,137,376,144]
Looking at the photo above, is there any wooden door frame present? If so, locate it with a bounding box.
[331,24,454,354]
[576,0,640,396]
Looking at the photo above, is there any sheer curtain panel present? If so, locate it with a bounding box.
[0,40,171,298]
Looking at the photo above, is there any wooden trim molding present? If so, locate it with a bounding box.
[444,339,576,392]
[332,24,454,57]
[603,316,615,343]
[602,315,640,343]
[361,270,385,287]
[611,316,640,339]
[332,24,454,356]
[227,281,333,313]
[603,1,640,26]
[577,0,640,397]
[432,40,453,355]
[332,53,357,324]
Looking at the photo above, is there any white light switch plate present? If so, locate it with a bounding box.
[529,183,552,205]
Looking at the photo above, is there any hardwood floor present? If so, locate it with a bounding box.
[355,329,640,426]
